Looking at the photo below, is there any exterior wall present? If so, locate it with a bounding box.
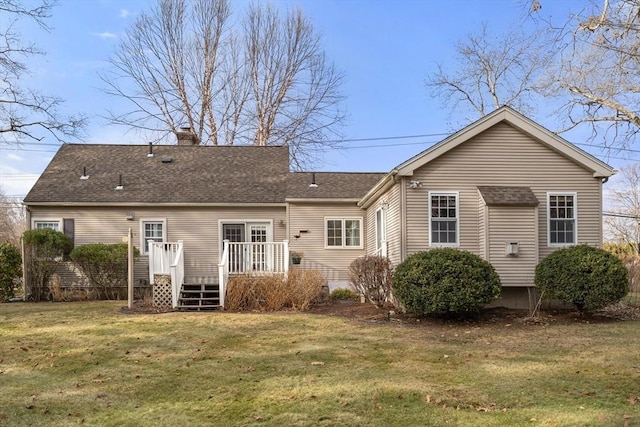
[287,202,367,281]
[28,205,287,283]
[486,205,538,287]
[478,195,487,260]
[404,122,603,261]
[364,183,402,266]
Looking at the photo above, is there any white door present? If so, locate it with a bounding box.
[376,207,387,256]
[248,223,268,271]
[223,224,245,273]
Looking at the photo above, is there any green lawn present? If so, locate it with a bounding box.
[0,301,639,426]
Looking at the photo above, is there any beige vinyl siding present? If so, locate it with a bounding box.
[288,202,366,281]
[365,204,376,255]
[486,206,538,287]
[386,184,402,266]
[478,194,487,260]
[29,206,286,282]
[364,183,402,266]
[405,122,603,258]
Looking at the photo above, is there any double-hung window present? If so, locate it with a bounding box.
[140,219,166,254]
[325,217,363,248]
[548,193,576,246]
[429,192,459,246]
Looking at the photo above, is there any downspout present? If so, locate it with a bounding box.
[601,176,609,247]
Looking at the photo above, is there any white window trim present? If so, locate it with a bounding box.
[32,218,63,231]
[375,206,387,253]
[324,217,364,249]
[428,191,460,247]
[140,218,167,254]
[547,192,578,247]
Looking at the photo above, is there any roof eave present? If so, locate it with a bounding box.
[285,198,361,203]
[358,171,397,209]
[24,202,288,207]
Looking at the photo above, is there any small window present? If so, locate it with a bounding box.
[33,220,61,231]
[548,193,577,246]
[375,206,387,255]
[140,219,166,254]
[429,192,459,246]
[325,218,363,248]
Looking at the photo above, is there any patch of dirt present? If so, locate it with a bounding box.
[121,298,640,327]
[121,300,173,314]
[306,299,640,328]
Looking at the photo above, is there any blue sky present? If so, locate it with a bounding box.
[1,0,617,200]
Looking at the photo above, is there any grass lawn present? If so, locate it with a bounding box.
[0,301,639,426]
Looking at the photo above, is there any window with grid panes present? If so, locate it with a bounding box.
[325,218,362,248]
[141,220,166,253]
[548,193,576,245]
[430,192,458,245]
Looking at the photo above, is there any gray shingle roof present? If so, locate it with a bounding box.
[477,186,539,207]
[24,144,289,204]
[286,172,386,199]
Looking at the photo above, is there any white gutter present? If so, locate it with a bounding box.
[358,171,398,209]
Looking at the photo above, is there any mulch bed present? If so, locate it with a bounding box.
[121,298,640,327]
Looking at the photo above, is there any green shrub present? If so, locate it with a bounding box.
[391,248,501,317]
[348,255,393,307]
[0,243,22,301]
[70,243,140,300]
[535,244,628,313]
[23,229,73,301]
[329,288,358,301]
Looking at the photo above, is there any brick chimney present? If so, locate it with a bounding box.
[176,127,199,145]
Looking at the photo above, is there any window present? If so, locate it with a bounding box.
[325,218,363,248]
[375,206,387,255]
[429,192,459,246]
[33,220,61,231]
[548,193,576,246]
[140,219,166,254]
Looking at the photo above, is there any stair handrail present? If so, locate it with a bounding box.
[169,240,184,308]
[218,239,230,308]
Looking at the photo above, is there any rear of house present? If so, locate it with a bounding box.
[358,107,615,308]
[23,143,290,304]
[23,107,615,309]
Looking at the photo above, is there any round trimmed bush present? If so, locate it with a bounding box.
[391,248,501,317]
[535,244,628,313]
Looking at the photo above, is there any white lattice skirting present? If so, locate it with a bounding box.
[153,274,172,308]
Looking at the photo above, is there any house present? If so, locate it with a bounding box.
[23,107,615,309]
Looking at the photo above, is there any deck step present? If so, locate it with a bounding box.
[177,283,221,311]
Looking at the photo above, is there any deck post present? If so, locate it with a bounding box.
[127,228,134,309]
[283,239,289,274]
[148,240,155,285]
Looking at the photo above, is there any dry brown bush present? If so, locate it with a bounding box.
[226,269,326,311]
[288,269,327,311]
[49,275,97,302]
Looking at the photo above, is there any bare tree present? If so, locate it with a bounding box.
[101,0,345,168]
[0,187,25,245]
[0,0,85,144]
[535,0,640,147]
[605,164,640,251]
[425,23,552,123]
